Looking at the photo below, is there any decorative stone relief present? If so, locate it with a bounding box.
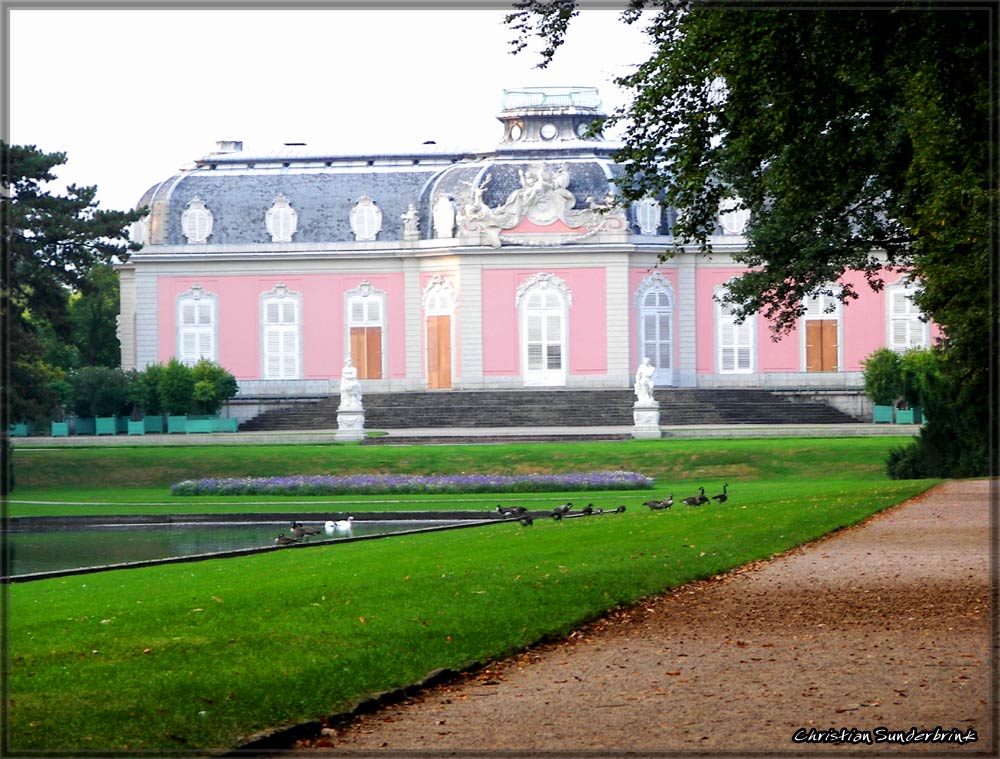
[350,194,382,241]
[422,275,456,313]
[181,197,213,244]
[265,194,298,242]
[515,272,572,308]
[633,196,662,235]
[456,162,627,248]
[432,194,456,239]
[633,271,674,311]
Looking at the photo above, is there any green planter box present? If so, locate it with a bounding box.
[167,415,187,434]
[185,415,215,434]
[50,422,69,437]
[127,420,146,435]
[143,415,165,434]
[74,417,95,435]
[95,416,118,436]
[116,416,130,434]
[895,407,922,424]
[872,405,894,423]
[9,423,28,437]
[211,417,239,433]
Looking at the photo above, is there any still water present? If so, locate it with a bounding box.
[5,520,464,577]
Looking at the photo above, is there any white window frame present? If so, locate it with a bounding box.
[516,273,571,387]
[887,279,930,353]
[800,286,843,372]
[715,287,754,374]
[344,280,387,379]
[634,272,675,386]
[176,285,217,366]
[260,284,302,380]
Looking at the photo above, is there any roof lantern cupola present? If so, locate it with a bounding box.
[498,86,606,144]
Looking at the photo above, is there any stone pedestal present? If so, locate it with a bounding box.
[335,409,366,442]
[632,401,661,439]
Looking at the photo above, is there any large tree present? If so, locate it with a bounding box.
[2,143,145,425]
[508,1,996,477]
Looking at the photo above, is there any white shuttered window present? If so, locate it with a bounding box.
[177,292,216,365]
[262,295,301,379]
[716,290,754,373]
[888,283,929,352]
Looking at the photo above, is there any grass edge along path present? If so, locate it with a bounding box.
[6,478,935,754]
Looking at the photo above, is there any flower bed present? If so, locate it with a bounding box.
[170,471,654,496]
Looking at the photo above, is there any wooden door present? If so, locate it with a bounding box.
[427,315,452,389]
[805,319,838,371]
[350,326,382,379]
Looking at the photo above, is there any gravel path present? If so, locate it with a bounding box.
[286,480,994,756]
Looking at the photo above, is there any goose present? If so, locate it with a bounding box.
[711,484,729,503]
[682,487,706,506]
[581,504,595,516]
[645,494,673,510]
[613,505,626,514]
[291,521,321,538]
[273,533,299,546]
[519,515,534,527]
[553,502,573,516]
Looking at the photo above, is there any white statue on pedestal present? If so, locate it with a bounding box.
[338,358,363,411]
[634,357,656,405]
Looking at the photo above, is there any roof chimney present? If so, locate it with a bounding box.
[214,140,243,154]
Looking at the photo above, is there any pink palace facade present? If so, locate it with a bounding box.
[117,87,932,407]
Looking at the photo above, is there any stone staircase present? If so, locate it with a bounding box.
[236,388,858,432]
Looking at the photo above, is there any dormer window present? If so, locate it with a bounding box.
[265,194,298,243]
[181,197,213,244]
[350,194,382,241]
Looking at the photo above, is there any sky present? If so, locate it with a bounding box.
[8,6,654,213]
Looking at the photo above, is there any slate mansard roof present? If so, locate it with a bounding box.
[133,88,674,247]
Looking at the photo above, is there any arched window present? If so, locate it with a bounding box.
[177,285,217,365]
[715,287,754,374]
[634,272,674,386]
[260,284,301,380]
[517,273,571,387]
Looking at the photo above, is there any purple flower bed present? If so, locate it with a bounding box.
[170,471,654,496]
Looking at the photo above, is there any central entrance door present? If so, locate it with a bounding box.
[639,288,674,385]
[522,289,566,387]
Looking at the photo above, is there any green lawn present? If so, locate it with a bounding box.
[5,437,939,753]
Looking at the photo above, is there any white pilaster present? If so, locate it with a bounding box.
[457,262,484,388]
[677,255,698,387]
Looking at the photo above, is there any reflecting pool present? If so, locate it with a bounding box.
[5,519,466,577]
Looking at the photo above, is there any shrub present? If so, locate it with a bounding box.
[158,359,195,415]
[898,348,940,410]
[70,366,129,418]
[861,348,901,406]
[190,360,239,414]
